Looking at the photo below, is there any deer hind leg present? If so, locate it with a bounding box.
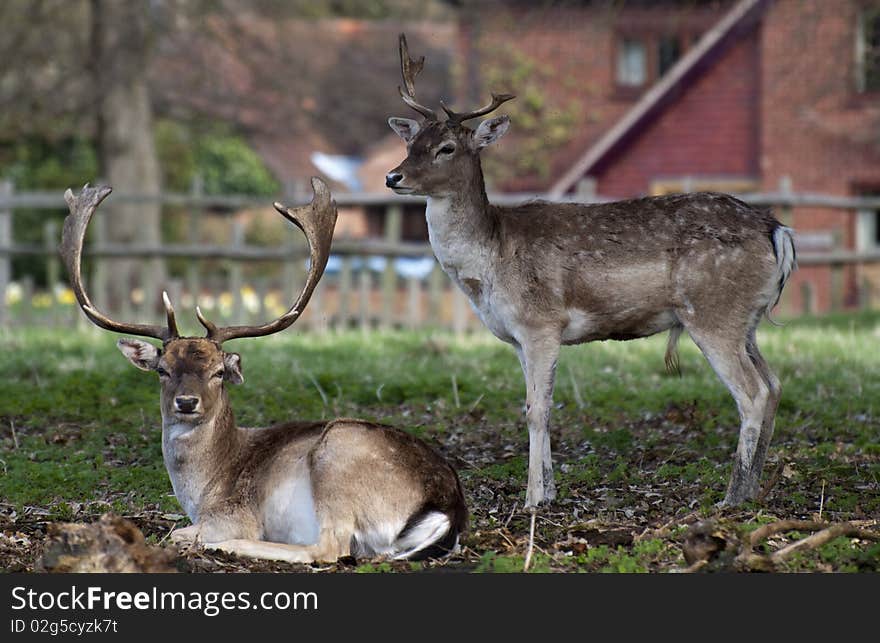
[516,337,560,508]
[746,329,782,480]
[684,326,770,506]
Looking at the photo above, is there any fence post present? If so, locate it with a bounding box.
[381,204,402,330]
[800,281,815,315]
[406,275,421,329]
[337,255,352,331]
[428,262,444,328]
[358,267,371,333]
[44,220,60,325]
[0,179,12,327]
[229,220,244,325]
[187,175,203,307]
[830,263,844,312]
[859,277,872,310]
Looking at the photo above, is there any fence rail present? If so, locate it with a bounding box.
[1,179,879,331]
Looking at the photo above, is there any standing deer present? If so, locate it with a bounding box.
[385,34,796,508]
[61,180,466,563]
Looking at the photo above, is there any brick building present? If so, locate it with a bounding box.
[461,0,880,314]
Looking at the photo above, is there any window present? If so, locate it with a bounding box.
[856,7,880,93]
[856,193,880,251]
[658,36,682,77]
[616,34,684,90]
[617,38,647,87]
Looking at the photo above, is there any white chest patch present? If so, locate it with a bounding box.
[425,197,489,282]
[261,462,320,546]
[162,422,203,521]
[426,197,518,343]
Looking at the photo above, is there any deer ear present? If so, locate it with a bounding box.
[388,117,420,143]
[223,352,244,385]
[117,338,160,372]
[473,115,510,149]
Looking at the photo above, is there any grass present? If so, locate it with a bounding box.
[0,310,878,572]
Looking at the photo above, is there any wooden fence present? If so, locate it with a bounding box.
[0,178,879,332]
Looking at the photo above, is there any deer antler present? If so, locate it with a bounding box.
[61,184,180,342]
[197,177,338,345]
[440,92,516,124]
[397,33,437,120]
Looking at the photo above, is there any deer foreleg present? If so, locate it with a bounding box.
[517,337,560,508]
[203,539,340,564]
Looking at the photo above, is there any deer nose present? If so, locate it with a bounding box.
[174,396,200,414]
[385,172,403,188]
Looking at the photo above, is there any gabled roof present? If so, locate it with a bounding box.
[548,0,769,197]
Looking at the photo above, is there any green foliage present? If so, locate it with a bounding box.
[193,132,280,196]
[155,120,280,196]
[0,136,99,285]
[0,137,98,190]
[477,41,582,184]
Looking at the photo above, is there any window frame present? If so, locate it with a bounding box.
[855,5,880,94]
[612,29,688,96]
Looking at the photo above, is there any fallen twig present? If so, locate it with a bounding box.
[747,519,829,548]
[756,460,785,502]
[503,502,518,529]
[770,523,880,563]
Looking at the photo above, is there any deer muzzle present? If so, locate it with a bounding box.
[174,396,200,415]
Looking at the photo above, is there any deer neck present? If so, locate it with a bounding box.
[425,162,496,282]
[161,393,242,522]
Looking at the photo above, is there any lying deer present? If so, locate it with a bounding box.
[385,34,796,508]
[61,180,466,563]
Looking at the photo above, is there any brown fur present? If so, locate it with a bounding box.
[388,114,794,508]
[123,337,466,561]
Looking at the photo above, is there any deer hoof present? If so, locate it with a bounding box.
[170,525,201,546]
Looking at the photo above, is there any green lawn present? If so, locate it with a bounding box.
[1,311,878,572]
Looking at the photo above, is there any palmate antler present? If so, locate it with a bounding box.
[61,178,338,345]
[397,32,515,124]
[61,185,180,341]
[197,177,337,344]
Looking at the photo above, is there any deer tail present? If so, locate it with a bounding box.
[766,225,797,325]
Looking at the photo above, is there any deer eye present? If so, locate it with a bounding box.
[156,367,169,378]
[436,143,456,157]
[212,369,225,380]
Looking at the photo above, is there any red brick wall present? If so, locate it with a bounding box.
[468,3,725,192]
[760,0,880,313]
[593,26,761,197]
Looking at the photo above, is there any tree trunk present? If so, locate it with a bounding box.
[90,0,164,316]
